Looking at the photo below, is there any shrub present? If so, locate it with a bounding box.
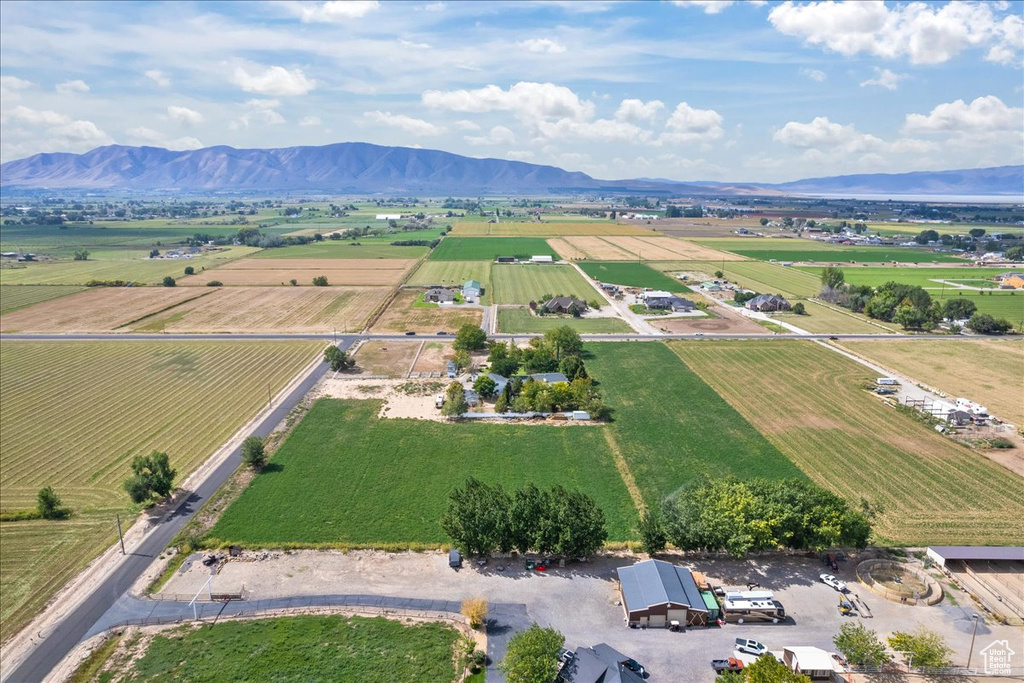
[461,597,488,629]
[162,276,176,287]
[206,280,223,287]
[242,436,267,469]
[312,275,329,286]
[183,266,195,275]
[37,486,68,520]
[792,302,806,315]
[290,279,298,286]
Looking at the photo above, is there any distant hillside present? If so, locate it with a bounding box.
[767,166,1024,197]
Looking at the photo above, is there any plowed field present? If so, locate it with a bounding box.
[180,258,415,286]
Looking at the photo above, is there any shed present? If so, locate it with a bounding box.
[572,410,591,421]
[446,361,458,378]
[782,647,836,679]
[616,559,710,628]
[531,255,554,263]
[926,546,1024,567]
[463,279,483,298]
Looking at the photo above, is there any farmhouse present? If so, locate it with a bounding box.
[424,287,455,304]
[745,294,791,312]
[616,559,710,628]
[646,296,695,312]
[463,280,483,299]
[781,647,836,679]
[543,297,588,315]
[556,643,644,683]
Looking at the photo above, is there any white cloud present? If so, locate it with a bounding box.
[799,67,827,82]
[464,125,516,146]
[615,98,665,123]
[1,105,112,153]
[519,38,567,54]
[292,1,380,22]
[507,150,534,160]
[145,70,170,88]
[424,1,446,11]
[231,99,286,128]
[126,126,204,150]
[399,39,431,49]
[0,75,33,100]
[232,65,316,96]
[903,95,1023,134]
[454,119,481,131]
[773,116,887,156]
[536,118,652,143]
[299,116,322,126]
[860,68,905,91]
[768,0,1024,66]
[3,105,70,127]
[166,105,204,126]
[672,1,735,14]
[363,110,445,136]
[55,79,90,94]
[659,102,724,144]
[423,82,594,123]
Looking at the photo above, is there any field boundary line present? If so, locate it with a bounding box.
[362,252,429,332]
[601,428,646,515]
[113,290,215,330]
[407,341,425,378]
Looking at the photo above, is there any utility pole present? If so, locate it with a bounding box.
[966,613,980,668]
[116,514,125,555]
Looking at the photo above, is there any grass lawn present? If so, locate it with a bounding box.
[498,307,632,333]
[0,339,324,643]
[209,399,637,546]
[584,343,803,508]
[429,237,557,261]
[406,261,492,291]
[933,290,1024,321]
[672,340,1024,545]
[490,264,597,304]
[771,301,899,334]
[0,285,85,314]
[578,262,691,292]
[795,266,1009,289]
[128,616,460,682]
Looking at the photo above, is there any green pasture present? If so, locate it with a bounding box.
[406,261,491,289]
[578,262,690,292]
[692,238,966,263]
[490,264,597,304]
[429,237,557,261]
[497,308,632,333]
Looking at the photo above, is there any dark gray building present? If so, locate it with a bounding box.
[617,559,710,628]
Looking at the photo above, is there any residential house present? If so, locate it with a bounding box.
[463,280,483,299]
[543,297,588,315]
[487,373,509,395]
[616,559,710,628]
[745,294,791,312]
[424,287,455,304]
[646,296,695,312]
[557,643,644,683]
[781,647,836,679]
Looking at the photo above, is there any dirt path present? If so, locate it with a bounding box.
[569,262,658,335]
[601,430,646,514]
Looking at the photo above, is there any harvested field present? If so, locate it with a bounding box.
[0,286,208,333]
[370,289,482,334]
[771,301,897,334]
[354,341,421,377]
[551,236,742,261]
[0,339,325,642]
[131,287,383,333]
[671,340,1024,545]
[406,261,491,290]
[497,308,632,333]
[841,338,1024,425]
[180,258,416,286]
[549,237,634,260]
[451,221,656,236]
[545,238,588,261]
[490,264,598,304]
[0,285,85,314]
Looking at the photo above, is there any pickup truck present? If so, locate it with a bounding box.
[712,658,744,674]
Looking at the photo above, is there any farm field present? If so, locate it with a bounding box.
[490,264,597,304]
[0,339,325,642]
[0,247,259,285]
[371,289,482,334]
[429,237,557,261]
[551,235,739,261]
[249,242,428,259]
[0,285,85,314]
[406,260,491,290]
[796,266,1010,289]
[208,399,637,545]
[131,287,383,333]
[451,221,656,236]
[770,301,898,334]
[584,343,803,509]
[931,290,1024,320]
[654,260,821,299]
[841,338,1024,425]
[179,258,416,286]
[578,262,691,292]
[693,238,966,263]
[671,340,1024,545]
[0,224,275,259]
[124,616,460,682]
[0,286,209,333]
[497,308,631,333]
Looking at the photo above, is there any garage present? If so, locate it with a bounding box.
[617,559,709,628]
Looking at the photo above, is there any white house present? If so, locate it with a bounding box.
[375,213,401,220]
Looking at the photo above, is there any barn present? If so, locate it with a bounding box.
[617,559,709,628]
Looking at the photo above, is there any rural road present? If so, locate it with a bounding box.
[2,339,352,683]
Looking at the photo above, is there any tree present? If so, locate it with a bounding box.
[820,266,846,290]
[638,506,667,555]
[207,280,223,287]
[759,217,769,226]
[440,477,504,556]
[184,265,194,275]
[123,451,176,503]
[454,324,487,351]
[162,276,176,287]
[834,623,888,666]
[312,275,329,286]
[442,380,468,417]
[290,278,298,286]
[559,354,587,381]
[473,374,497,398]
[966,313,1013,335]
[914,229,939,244]
[968,228,986,238]
[509,483,545,554]
[1005,245,1024,262]
[744,654,810,683]
[150,248,160,258]
[242,435,267,469]
[452,349,471,372]
[37,486,67,519]
[550,486,607,558]
[324,345,355,371]
[888,626,953,668]
[73,249,90,261]
[500,623,564,683]
[715,270,724,278]
[494,392,509,413]
[941,298,976,320]
[792,302,806,315]
[544,326,583,359]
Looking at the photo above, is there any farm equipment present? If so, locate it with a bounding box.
[838,595,856,616]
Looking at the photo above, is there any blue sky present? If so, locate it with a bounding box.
[1,0,1021,182]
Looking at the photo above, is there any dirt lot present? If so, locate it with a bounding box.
[0,286,206,333]
[353,341,422,377]
[314,376,448,420]
[178,258,416,286]
[412,341,454,374]
[656,301,768,334]
[370,289,483,334]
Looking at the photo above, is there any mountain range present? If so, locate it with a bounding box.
[1,142,1021,197]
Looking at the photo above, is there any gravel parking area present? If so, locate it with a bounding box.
[161,551,1018,682]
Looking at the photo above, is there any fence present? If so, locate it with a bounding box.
[836,664,1024,678]
[855,559,942,606]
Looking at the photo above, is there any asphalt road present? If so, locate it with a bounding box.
[3,341,348,683]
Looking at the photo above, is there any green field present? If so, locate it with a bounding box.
[0,285,85,314]
[771,301,898,334]
[585,343,803,507]
[933,291,1024,321]
[0,339,324,642]
[578,262,690,292]
[674,340,1024,545]
[498,308,632,333]
[249,242,429,259]
[127,616,460,682]
[406,261,492,289]
[692,238,966,263]
[796,266,1009,289]
[0,223,265,259]
[429,237,557,261]
[0,246,258,286]
[490,264,597,304]
[654,260,821,299]
[209,399,637,545]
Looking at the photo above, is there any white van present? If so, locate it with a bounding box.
[435,394,444,409]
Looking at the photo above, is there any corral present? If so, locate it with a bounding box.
[578,262,691,292]
[497,308,631,333]
[0,285,85,314]
[670,340,1024,545]
[450,221,657,236]
[490,264,597,304]
[429,237,557,261]
[0,339,325,642]
[0,287,210,333]
[178,258,416,286]
[370,289,482,334]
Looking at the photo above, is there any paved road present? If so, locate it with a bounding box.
[3,341,350,683]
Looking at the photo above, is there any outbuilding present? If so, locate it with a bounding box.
[782,647,836,679]
[616,559,710,628]
[463,279,483,299]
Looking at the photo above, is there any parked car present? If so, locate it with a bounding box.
[622,658,646,676]
[436,331,448,335]
[820,573,848,592]
[404,331,416,336]
[712,658,745,674]
[448,548,462,569]
[735,638,768,657]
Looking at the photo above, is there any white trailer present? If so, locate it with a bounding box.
[876,377,899,386]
